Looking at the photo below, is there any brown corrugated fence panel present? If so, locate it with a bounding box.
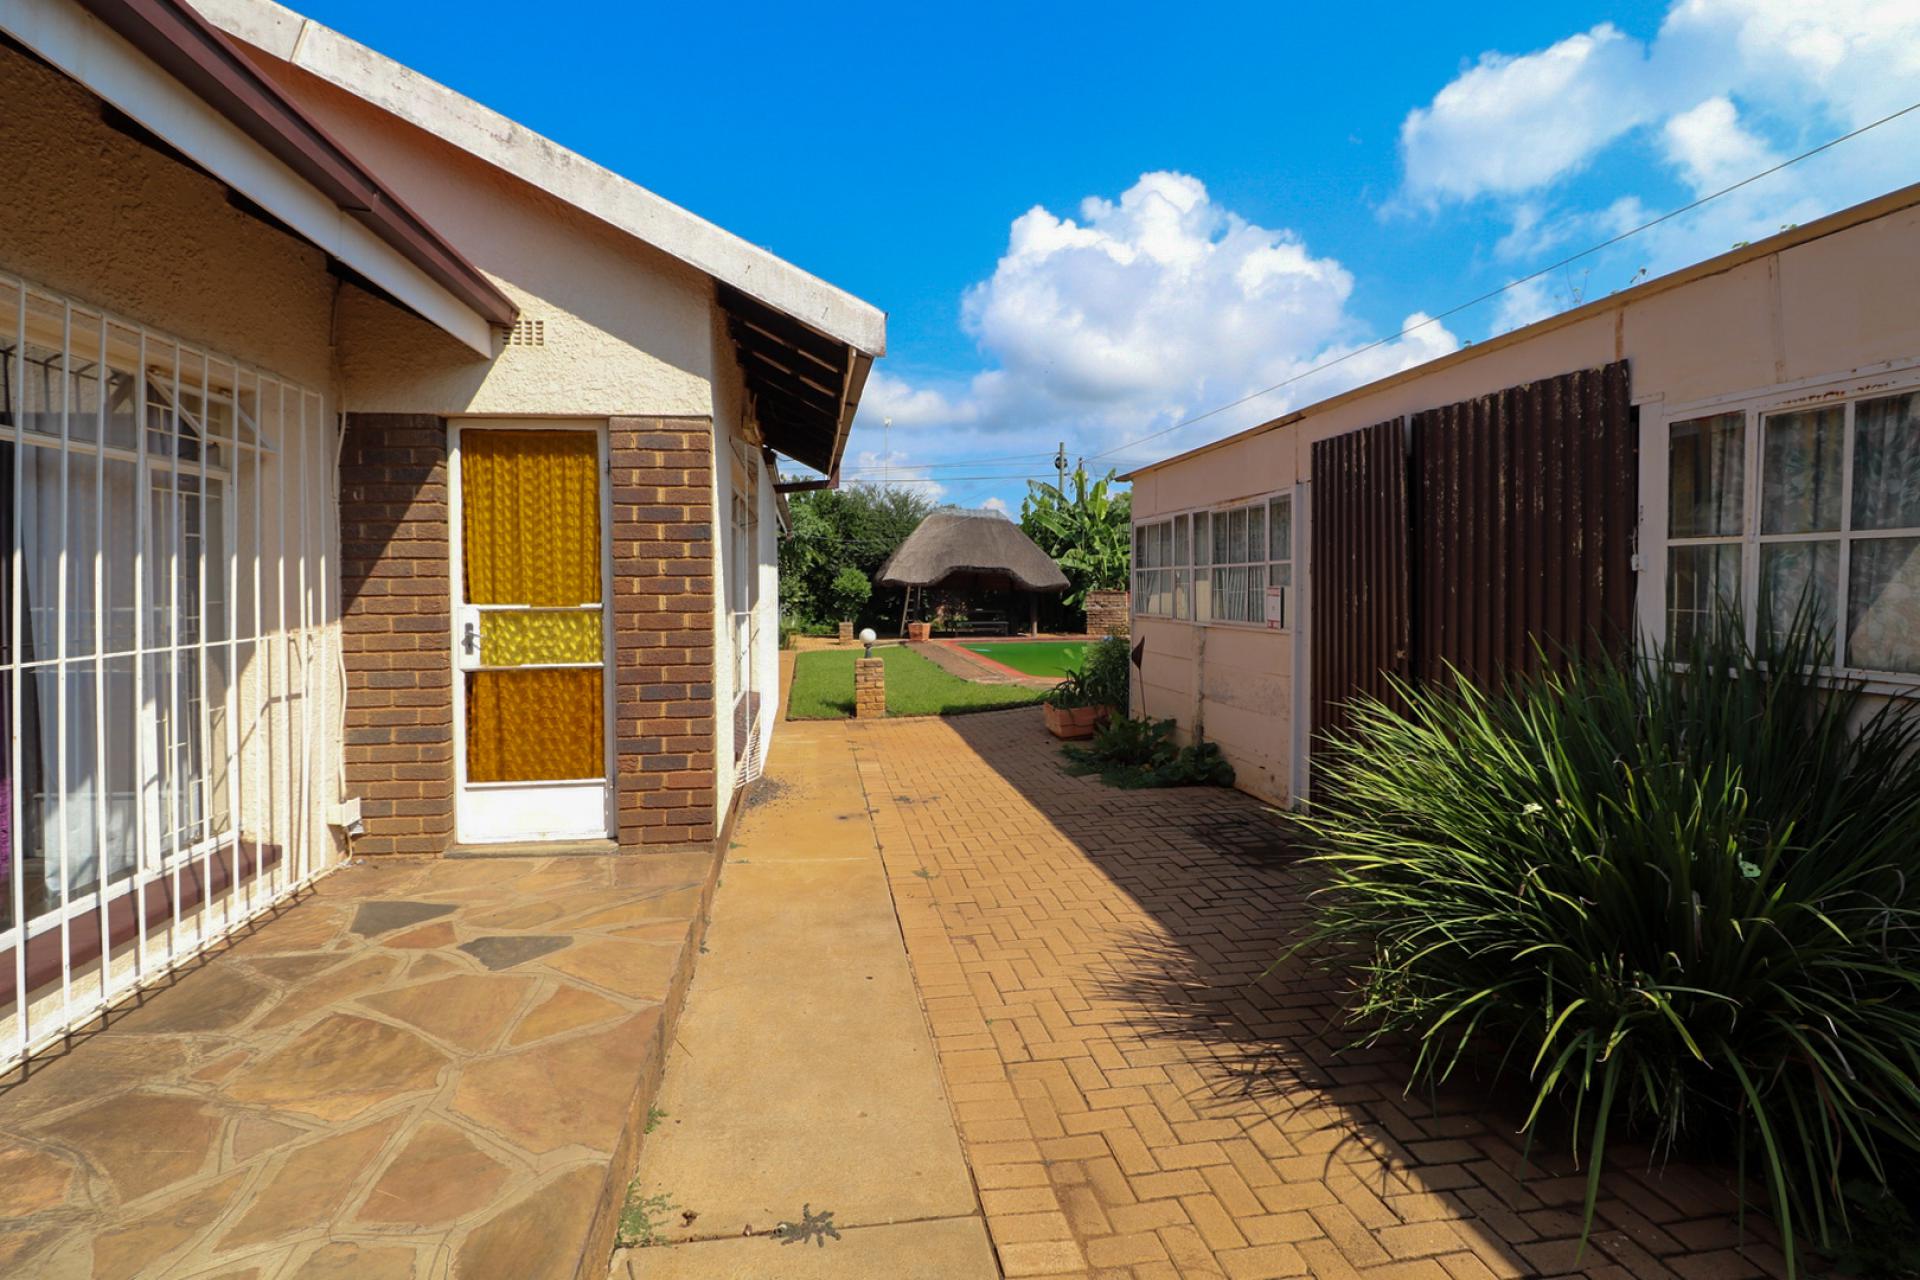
[1310,418,1411,754]
[1410,359,1636,688]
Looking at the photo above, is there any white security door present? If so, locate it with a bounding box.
[450,423,613,843]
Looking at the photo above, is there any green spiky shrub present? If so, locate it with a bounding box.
[1289,608,1920,1274]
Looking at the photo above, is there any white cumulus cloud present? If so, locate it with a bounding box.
[1400,24,1656,205]
[1661,97,1780,192]
[1399,0,1920,211]
[1393,0,1920,336]
[849,171,1459,479]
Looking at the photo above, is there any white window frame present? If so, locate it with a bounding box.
[1132,490,1296,631]
[1640,359,1920,690]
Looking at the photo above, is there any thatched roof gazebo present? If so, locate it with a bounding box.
[876,508,1069,636]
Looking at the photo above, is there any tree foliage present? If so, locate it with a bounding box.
[777,484,934,628]
[1020,467,1131,609]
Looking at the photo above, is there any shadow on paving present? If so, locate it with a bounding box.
[906,706,1791,1280]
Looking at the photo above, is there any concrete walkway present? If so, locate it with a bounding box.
[614,703,995,1278]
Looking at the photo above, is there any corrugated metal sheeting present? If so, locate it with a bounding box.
[1310,418,1411,749]
[1411,360,1637,687]
[1309,361,1637,759]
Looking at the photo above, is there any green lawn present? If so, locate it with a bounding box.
[788,645,1048,720]
[960,640,1087,678]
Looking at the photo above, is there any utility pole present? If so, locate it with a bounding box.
[884,416,892,487]
[1054,441,1068,491]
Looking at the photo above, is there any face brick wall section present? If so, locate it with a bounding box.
[339,414,456,856]
[1085,589,1131,637]
[610,417,718,848]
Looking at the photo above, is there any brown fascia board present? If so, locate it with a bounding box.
[75,0,517,329]
[1122,178,1920,481]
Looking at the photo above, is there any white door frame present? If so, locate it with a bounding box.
[448,418,616,844]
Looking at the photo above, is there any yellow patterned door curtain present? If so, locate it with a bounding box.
[460,429,606,783]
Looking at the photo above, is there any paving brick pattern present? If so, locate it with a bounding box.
[851,709,1789,1280]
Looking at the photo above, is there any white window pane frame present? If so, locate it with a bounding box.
[1652,363,1920,685]
[1134,497,1297,629]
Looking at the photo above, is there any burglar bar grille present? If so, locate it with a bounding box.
[0,270,339,1068]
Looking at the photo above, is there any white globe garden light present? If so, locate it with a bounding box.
[859,627,877,657]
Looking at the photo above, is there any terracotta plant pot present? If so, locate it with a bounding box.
[907,621,932,642]
[1045,703,1104,740]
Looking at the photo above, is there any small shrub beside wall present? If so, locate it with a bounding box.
[1288,612,1920,1275]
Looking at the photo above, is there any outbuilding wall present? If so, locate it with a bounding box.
[1130,195,1920,807]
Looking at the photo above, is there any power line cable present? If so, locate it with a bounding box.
[1081,96,1920,463]
[842,451,1059,473]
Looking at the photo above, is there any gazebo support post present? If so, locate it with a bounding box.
[1029,592,1039,637]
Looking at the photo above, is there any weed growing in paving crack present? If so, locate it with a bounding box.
[615,1182,677,1248]
[772,1204,840,1247]
[645,1105,668,1134]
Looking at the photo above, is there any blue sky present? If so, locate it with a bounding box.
[295,0,1920,512]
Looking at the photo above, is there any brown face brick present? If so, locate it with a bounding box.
[340,414,455,857]
[341,414,718,855]
[609,417,716,849]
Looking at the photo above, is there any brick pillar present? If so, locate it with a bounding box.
[610,417,717,848]
[855,658,886,718]
[339,414,455,856]
[1085,589,1131,637]
[837,621,855,644]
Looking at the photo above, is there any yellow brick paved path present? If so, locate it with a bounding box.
[849,709,1788,1280]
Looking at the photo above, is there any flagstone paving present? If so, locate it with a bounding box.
[0,849,717,1279]
[849,707,1791,1280]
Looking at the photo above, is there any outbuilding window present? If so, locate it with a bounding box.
[1134,492,1294,628]
[1662,383,1920,677]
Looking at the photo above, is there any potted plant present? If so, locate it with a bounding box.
[907,620,932,642]
[1043,669,1104,739]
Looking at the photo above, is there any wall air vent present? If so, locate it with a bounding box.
[503,317,545,347]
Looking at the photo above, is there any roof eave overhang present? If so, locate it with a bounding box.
[9,0,514,356]
[722,281,872,479]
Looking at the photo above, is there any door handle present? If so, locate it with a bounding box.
[456,606,482,670]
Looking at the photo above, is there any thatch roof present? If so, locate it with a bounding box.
[875,508,1070,593]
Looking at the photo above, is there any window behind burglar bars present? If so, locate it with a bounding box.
[0,271,330,1066]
